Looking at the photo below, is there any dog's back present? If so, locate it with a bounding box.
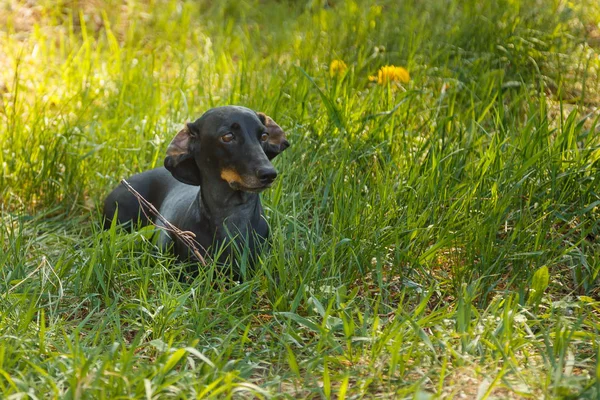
[103,167,185,230]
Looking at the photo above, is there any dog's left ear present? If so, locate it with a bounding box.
[164,123,202,186]
[257,112,290,160]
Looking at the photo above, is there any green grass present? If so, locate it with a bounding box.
[1,0,599,398]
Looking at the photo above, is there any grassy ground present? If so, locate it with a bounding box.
[1,0,599,398]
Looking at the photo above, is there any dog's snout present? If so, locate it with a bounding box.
[256,167,278,184]
[280,140,290,151]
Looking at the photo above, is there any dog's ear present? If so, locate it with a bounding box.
[257,112,290,160]
[164,123,202,185]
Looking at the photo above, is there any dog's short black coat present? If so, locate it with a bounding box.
[103,106,289,272]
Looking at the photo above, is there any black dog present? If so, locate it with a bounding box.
[103,106,289,272]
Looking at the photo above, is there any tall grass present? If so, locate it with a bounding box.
[1,0,599,397]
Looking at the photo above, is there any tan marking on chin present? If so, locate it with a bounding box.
[220,168,243,184]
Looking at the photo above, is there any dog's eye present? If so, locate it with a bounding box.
[260,133,269,142]
[221,133,235,143]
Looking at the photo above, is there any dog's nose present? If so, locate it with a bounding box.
[280,140,290,151]
[256,167,278,184]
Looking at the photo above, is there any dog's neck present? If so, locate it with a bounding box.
[196,174,261,236]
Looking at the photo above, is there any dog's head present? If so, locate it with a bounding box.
[164,106,289,192]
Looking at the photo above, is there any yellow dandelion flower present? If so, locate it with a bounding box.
[369,65,410,85]
[329,59,347,78]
